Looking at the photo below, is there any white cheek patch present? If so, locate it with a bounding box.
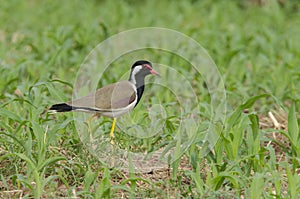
[130,65,143,85]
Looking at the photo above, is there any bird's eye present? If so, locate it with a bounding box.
[142,64,151,70]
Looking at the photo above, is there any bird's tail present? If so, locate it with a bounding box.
[49,103,73,113]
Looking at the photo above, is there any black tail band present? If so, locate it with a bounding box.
[49,103,73,112]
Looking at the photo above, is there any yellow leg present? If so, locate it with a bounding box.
[110,118,117,144]
[86,115,95,134]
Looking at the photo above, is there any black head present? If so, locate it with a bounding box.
[129,60,159,107]
[131,60,152,69]
[130,60,159,79]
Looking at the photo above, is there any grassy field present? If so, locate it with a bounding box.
[1,0,300,198]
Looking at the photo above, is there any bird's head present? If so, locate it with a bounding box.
[130,60,160,79]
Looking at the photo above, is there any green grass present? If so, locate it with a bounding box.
[1,0,300,198]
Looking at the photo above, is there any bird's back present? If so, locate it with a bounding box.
[70,80,137,111]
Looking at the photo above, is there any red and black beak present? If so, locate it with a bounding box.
[143,64,160,77]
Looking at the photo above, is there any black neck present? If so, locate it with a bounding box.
[135,85,144,107]
[129,75,146,107]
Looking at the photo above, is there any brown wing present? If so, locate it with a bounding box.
[69,81,136,110]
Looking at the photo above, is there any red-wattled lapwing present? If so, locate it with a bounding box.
[49,60,159,144]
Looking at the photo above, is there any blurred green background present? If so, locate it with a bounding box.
[0,0,299,198]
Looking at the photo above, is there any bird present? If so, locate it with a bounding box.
[49,60,160,144]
